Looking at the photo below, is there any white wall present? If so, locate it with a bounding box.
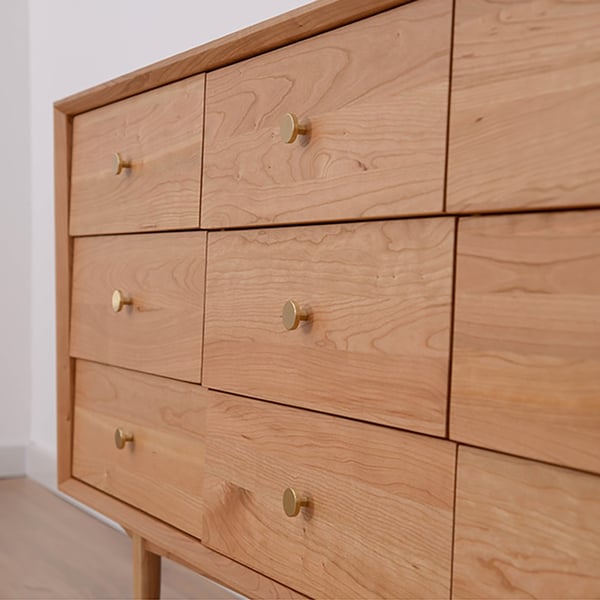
[0,1,31,477]
[26,0,311,485]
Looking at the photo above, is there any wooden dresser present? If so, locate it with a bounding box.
[54,0,600,598]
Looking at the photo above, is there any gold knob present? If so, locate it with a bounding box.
[282,300,309,330]
[112,289,133,313]
[280,113,308,144]
[283,487,309,517]
[114,427,134,450]
[112,152,132,175]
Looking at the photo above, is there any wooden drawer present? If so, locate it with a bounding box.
[447,0,600,213]
[450,211,600,474]
[72,361,206,539]
[203,394,456,599]
[201,0,451,228]
[203,218,454,436]
[70,231,206,382]
[70,75,205,235]
[454,447,600,598]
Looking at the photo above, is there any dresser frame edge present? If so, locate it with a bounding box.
[54,106,74,486]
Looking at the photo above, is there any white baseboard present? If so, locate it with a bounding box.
[25,443,123,532]
[0,445,26,477]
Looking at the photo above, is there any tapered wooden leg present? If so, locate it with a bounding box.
[132,534,161,599]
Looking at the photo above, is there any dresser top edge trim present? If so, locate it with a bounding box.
[54,0,412,116]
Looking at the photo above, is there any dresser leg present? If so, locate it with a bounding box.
[132,534,161,599]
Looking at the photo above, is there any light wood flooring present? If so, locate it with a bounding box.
[0,477,237,599]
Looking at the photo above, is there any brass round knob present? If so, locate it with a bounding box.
[112,289,133,313]
[114,427,134,450]
[280,112,308,144]
[283,487,309,517]
[282,300,309,330]
[112,152,132,175]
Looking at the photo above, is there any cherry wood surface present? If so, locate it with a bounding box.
[70,231,206,383]
[447,0,600,213]
[72,361,206,539]
[453,447,600,598]
[204,218,455,436]
[451,211,600,474]
[53,0,600,597]
[203,393,456,599]
[202,0,451,228]
[70,75,205,235]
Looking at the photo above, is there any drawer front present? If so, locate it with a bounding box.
[72,361,206,539]
[454,447,600,598]
[451,211,600,474]
[203,394,456,599]
[70,74,205,235]
[201,0,451,228]
[70,231,206,382]
[447,0,600,213]
[204,218,454,436]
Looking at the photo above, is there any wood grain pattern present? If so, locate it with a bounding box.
[451,211,600,474]
[454,447,600,598]
[202,0,451,228]
[70,75,204,235]
[132,534,161,600]
[54,0,413,117]
[70,231,206,382]
[59,478,308,599]
[72,361,206,539]
[203,394,456,599]
[204,218,454,436]
[447,0,600,213]
[54,108,74,485]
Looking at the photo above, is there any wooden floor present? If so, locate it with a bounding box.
[0,477,237,599]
